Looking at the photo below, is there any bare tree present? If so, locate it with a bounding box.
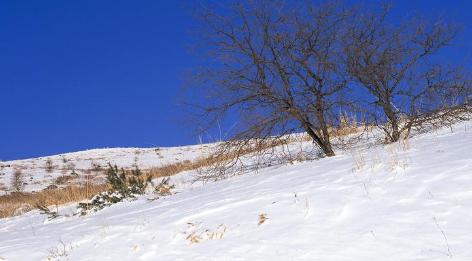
[11,168,24,192]
[185,1,355,157]
[45,158,55,173]
[343,4,472,142]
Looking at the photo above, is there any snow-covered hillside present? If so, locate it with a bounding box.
[0,144,214,194]
[1,122,472,261]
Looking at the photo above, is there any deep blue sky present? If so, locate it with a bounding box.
[1,1,471,161]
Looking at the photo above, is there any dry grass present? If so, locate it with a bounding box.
[146,158,219,180]
[350,148,366,172]
[258,214,268,226]
[183,222,227,244]
[0,184,109,218]
[386,138,410,173]
[54,175,80,185]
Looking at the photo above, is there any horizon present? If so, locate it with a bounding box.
[1,0,471,161]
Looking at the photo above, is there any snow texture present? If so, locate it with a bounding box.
[1,122,472,260]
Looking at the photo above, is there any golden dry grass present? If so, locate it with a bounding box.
[258,214,268,226]
[0,184,109,218]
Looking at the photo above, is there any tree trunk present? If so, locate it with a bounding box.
[302,121,335,157]
[381,103,401,142]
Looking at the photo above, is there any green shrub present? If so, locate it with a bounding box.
[38,206,60,220]
[76,164,152,215]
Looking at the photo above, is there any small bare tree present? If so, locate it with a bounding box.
[11,168,25,192]
[185,0,356,157]
[343,4,471,142]
[45,158,55,173]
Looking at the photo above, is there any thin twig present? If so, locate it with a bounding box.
[434,216,452,258]
[363,182,371,199]
[27,215,36,236]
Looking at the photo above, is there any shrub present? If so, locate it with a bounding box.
[76,164,152,215]
[11,169,25,192]
[45,158,55,173]
[90,161,102,172]
[38,205,60,220]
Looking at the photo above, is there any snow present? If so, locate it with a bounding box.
[0,145,214,194]
[1,122,472,260]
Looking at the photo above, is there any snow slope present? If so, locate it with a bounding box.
[1,122,472,261]
[0,144,214,194]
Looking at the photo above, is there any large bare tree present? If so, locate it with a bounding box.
[184,1,354,157]
[343,4,472,142]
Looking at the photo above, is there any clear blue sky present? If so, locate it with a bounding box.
[1,0,471,161]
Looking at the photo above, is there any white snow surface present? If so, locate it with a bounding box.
[0,144,214,194]
[1,122,472,260]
